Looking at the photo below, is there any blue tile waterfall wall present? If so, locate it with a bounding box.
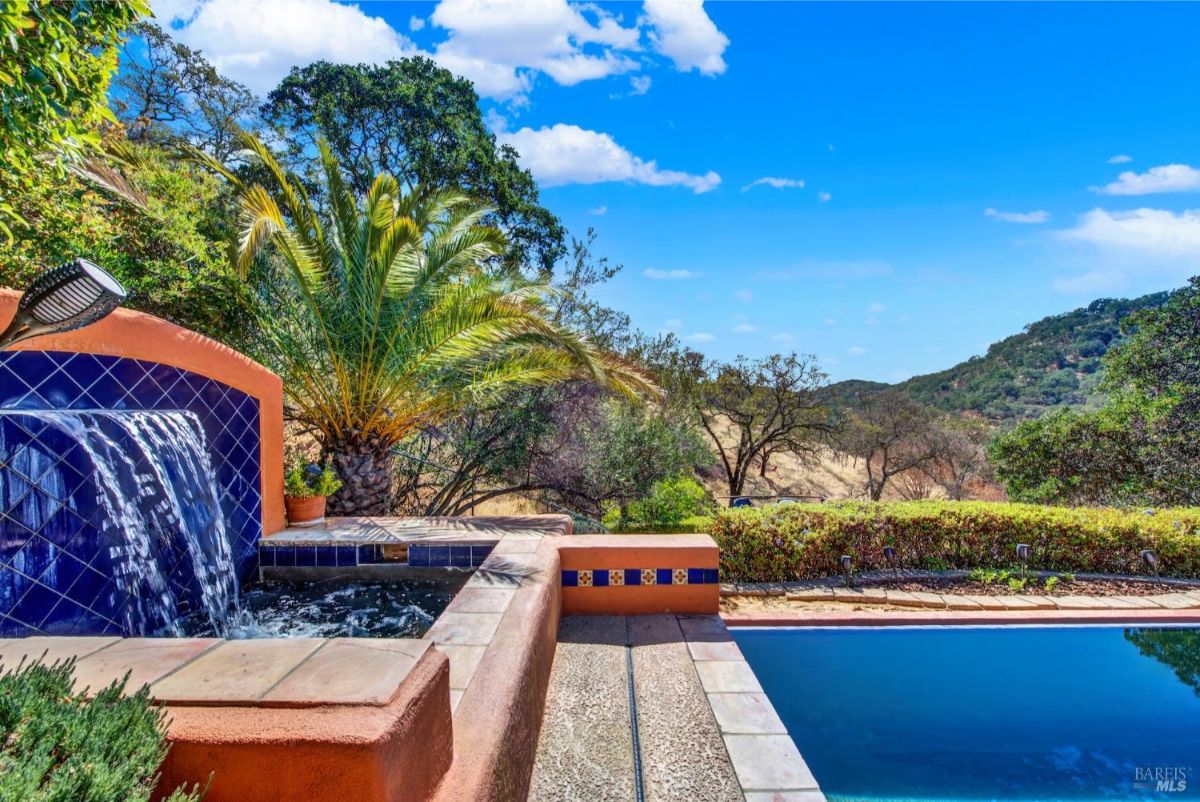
[0,350,261,637]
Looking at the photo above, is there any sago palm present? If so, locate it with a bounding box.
[193,132,657,514]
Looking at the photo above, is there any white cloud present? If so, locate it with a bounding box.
[661,317,683,331]
[498,123,720,192]
[1054,207,1200,293]
[732,323,758,333]
[984,207,1049,224]
[1059,208,1200,257]
[643,268,702,280]
[847,345,868,357]
[642,0,729,76]
[429,0,641,100]
[866,302,887,313]
[771,333,796,344]
[1095,164,1200,196]
[817,191,832,203]
[588,205,608,216]
[685,332,715,343]
[742,176,805,192]
[410,15,427,31]
[1107,154,1132,164]
[155,0,414,94]
[733,288,753,302]
[629,75,652,95]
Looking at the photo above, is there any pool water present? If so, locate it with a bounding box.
[183,577,468,639]
[733,626,1200,801]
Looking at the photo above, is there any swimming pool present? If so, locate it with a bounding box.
[732,626,1200,801]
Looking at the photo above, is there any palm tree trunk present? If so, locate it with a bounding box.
[325,438,396,516]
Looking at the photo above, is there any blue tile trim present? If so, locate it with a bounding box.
[1,350,263,637]
[560,568,719,587]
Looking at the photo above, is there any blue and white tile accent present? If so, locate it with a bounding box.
[561,568,719,587]
[1,350,262,637]
[258,541,495,569]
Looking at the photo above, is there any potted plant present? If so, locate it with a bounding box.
[284,452,343,527]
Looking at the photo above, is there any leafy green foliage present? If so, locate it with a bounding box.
[262,58,565,274]
[1124,628,1200,697]
[859,292,1172,420]
[707,501,1200,582]
[607,475,715,532]
[0,659,198,802]
[284,451,342,499]
[990,277,1200,507]
[197,132,655,513]
[0,0,146,234]
[0,139,252,346]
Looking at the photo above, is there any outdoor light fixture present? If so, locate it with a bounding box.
[1016,543,1031,578]
[840,554,854,588]
[1141,549,1160,580]
[883,545,899,580]
[0,259,126,350]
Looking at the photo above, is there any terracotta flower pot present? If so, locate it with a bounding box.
[285,495,327,527]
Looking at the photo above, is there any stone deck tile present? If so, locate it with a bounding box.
[787,588,833,601]
[961,595,1009,610]
[0,636,120,666]
[151,638,324,704]
[723,734,820,793]
[695,658,764,694]
[628,615,743,802]
[707,692,787,735]
[71,638,219,694]
[1112,595,1166,609]
[1012,595,1058,610]
[424,612,503,645]
[1147,593,1200,609]
[528,616,634,802]
[744,792,828,802]
[435,644,487,690]
[910,592,947,608]
[261,638,427,705]
[1053,596,1113,610]
[686,638,744,661]
[489,538,541,554]
[943,596,983,611]
[678,614,733,642]
[986,595,1036,610]
[883,590,925,606]
[445,587,516,614]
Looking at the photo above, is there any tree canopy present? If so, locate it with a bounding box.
[262,58,565,274]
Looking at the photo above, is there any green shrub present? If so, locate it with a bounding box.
[607,476,715,532]
[707,500,1200,583]
[0,659,200,802]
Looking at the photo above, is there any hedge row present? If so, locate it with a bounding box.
[706,501,1200,583]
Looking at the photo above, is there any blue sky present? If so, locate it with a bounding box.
[154,1,1200,382]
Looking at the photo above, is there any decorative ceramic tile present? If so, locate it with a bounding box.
[1,351,263,637]
[559,567,718,588]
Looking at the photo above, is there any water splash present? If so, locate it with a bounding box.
[3,410,239,636]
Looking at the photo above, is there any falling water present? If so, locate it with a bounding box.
[2,410,239,636]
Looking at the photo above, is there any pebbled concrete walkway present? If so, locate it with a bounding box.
[531,615,815,802]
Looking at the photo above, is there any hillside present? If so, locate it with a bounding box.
[833,290,1173,420]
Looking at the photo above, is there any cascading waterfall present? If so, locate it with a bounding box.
[2,409,239,636]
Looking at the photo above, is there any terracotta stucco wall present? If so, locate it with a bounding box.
[0,289,284,535]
